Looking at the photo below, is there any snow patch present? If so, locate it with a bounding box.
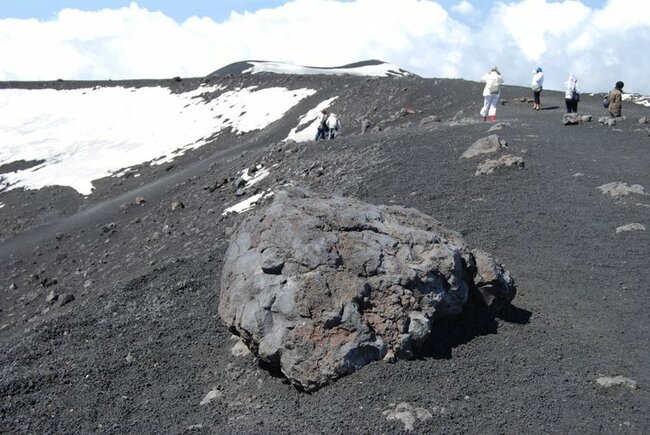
[0,202,4,209]
[243,61,411,77]
[0,85,315,195]
[622,93,650,108]
[222,191,274,215]
[241,165,273,188]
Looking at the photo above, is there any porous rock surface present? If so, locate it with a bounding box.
[476,154,525,175]
[218,188,516,391]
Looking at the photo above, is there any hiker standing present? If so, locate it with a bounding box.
[315,109,329,140]
[608,81,624,118]
[326,113,341,140]
[564,74,580,113]
[531,67,544,110]
[480,66,504,122]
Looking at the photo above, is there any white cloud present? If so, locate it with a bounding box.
[452,1,475,15]
[0,0,650,94]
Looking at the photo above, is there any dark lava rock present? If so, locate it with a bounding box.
[218,188,516,392]
[58,293,75,306]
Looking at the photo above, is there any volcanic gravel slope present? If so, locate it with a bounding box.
[1,71,649,434]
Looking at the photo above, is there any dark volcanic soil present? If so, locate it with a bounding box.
[1,72,649,434]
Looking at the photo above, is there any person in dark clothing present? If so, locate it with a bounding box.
[608,81,624,117]
[315,109,329,141]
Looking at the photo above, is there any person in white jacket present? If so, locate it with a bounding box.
[480,66,504,122]
[564,74,580,113]
[326,113,341,139]
[531,67,544,110]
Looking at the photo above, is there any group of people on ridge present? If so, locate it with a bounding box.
[480,66,626,121]
[315,109,341,141]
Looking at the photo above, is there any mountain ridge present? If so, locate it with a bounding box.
[0,65,649,433]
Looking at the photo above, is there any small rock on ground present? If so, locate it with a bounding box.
[596,376,637,390]
[615,223,646,233]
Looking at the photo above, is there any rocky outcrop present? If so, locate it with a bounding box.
[563,114,592,125]
[475,155,525,175]
[462,135,507,159]
[218,188,516,391]
[597,182,646,198]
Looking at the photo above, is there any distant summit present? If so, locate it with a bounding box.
[208,59,415,78]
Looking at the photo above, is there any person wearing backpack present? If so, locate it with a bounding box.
[326,113,341,139]
[480,66,504,122]
[564,74,580,113]
[315,109,330,140]
[608,81,624,118]
[531,67,544,110]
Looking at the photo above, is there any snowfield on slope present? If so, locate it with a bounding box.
[0,85,315,195]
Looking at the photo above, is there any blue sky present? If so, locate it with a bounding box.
[1,0,648,94]
[0,0,609,22]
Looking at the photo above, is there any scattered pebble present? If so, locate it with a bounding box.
[383,402,435,432]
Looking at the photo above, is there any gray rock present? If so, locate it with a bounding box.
[199,389,224,406]
[475,154,525,175]
[488,122,509,132]
[419,115,441,127]
[581,115,592,122]
[615,223,646,233]
[639,117,648,124]
[134,196,146,205]
[218,188,516,391]
[46,290,58,304]
[171,200,185,211]
[596,375,637,389]
[58,293,75,306]
[462,135,507,159]
[360,119,372,134]
[563,113,581,126]
[101,222,116,234]
[598,117,616,126]
[383,402,433,432]
[597,182,646,198]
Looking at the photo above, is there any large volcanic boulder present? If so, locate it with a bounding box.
[218,188,516,391]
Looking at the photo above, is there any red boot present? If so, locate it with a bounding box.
[482,116,487,122]
[490,115,496,121]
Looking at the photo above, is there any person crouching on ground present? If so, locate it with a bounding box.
[531,67,544,110]
[564,74,580,113]
[326,113,341,139]
[480,66,504,122]
[608,81,624,118]
[315,109,329,140]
